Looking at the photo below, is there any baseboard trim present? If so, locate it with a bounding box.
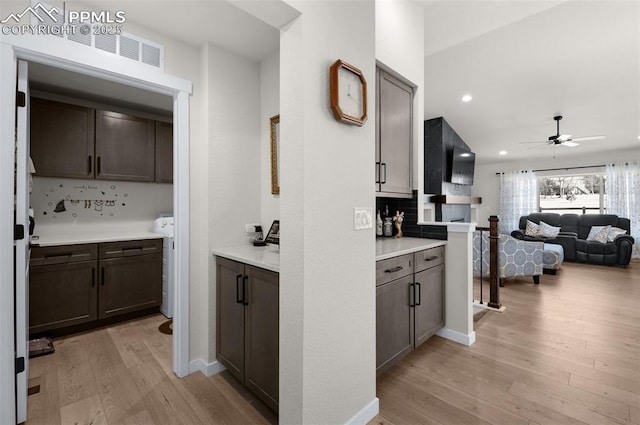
[344,398,379,425]
[437,327,476,346]
[188,358,226,377]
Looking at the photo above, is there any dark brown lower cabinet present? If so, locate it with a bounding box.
[376,246,445,375]
[414,264,445,347]
[216,257,279,413]
[99,254,162,319]
[376,274,414,373]
[29,261,97,334]
[28,239,162,335]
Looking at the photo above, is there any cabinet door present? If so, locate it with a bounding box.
[155,121,173,183]
[244,265,279,412]
[98,254,161,319]
[414,264,445,347]
[29,261,97,334]
[95,110,155,181]
[216,257,246,382]
[376,274,414,374]
[30,98,95,179]
[377,70,413,195]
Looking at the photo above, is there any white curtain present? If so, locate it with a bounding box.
[498,171,537,234]
[606,162,640,258]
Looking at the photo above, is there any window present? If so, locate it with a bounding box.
[538,174,606,214]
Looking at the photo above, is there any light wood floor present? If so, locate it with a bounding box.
[28,261,640,425]
[371,260,640,425]
[26,314,276,425]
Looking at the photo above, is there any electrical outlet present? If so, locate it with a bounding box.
[354,207,373,230]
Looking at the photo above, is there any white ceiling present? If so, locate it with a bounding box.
[29,1,640,166]
[78,0,280,62]
[420,0,640,164]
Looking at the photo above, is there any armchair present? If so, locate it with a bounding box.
[473,231,544,286]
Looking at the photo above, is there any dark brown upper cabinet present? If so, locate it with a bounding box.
[155,121,173,183]
[95,110,156,182]
[30,98,95,179]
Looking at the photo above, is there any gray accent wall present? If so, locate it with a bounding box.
[424,117,474,222]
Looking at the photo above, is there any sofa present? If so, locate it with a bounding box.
[473,231,544,286]
[511,213,634,266]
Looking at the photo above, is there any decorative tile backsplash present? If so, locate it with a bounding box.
[32,177,173,225]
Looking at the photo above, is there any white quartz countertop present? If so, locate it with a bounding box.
[376,237,446,261]
[212,245,280,273]
[31,221,164,247]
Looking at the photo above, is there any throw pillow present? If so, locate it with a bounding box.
[607,227,627,242]
[525,220,542,237]
[539,221,561,238]
[586,225,611,243]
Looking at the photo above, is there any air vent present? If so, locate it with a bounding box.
[142,43,161,68]
[119,35,140,60]
[68,30,92,46]
[30,0,164,70]
[95,33,117,53]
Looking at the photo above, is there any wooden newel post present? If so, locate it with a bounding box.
[488,215,502,309]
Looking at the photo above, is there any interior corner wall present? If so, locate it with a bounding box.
[260,50,280,227]
[206,43,262,358]
[279,1,377,423]
[473,147,640,227]
[375,0,425,217]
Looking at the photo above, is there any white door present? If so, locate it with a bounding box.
[15,59,30,424]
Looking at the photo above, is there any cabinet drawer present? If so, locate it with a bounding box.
[414,246,445,273]
[99,238,162,259]
[376,253,413,286]
[30,244,98,266]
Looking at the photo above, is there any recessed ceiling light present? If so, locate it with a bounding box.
[499,150,508,155]
[461,94,472,102]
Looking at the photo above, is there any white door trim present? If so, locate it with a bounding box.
[0,42,18,425]
[0,34,193,423]
[15,59,30,424]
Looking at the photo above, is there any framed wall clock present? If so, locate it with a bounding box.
[330,59,367,126]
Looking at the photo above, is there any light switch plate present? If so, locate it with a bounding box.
[354,207,373,230]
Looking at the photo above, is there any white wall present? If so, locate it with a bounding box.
[376,0,425,204]
[473,147,640,227]
[260,51,280,227]
[31,177,173,227]
[279,1,377,423]
[206,42,262,359]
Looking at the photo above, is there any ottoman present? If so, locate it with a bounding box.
[543,243,564,275]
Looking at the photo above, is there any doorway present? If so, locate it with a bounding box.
[1,39,191,424]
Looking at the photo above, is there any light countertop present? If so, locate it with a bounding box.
[212,237,445,272]
[212,245,280,273]
[376,237,446,261]
[31,221,164,247]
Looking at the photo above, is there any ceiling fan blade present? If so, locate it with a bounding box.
[557,134,573,141]
[571,135,606,142]
[561,141,579,147]
[519,141,548,144]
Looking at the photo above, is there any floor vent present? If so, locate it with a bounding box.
[30,0,164,70]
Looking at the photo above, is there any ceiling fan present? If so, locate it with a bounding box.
[520,115,606,148]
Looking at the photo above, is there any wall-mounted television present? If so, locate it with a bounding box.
[450,146,476,185]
